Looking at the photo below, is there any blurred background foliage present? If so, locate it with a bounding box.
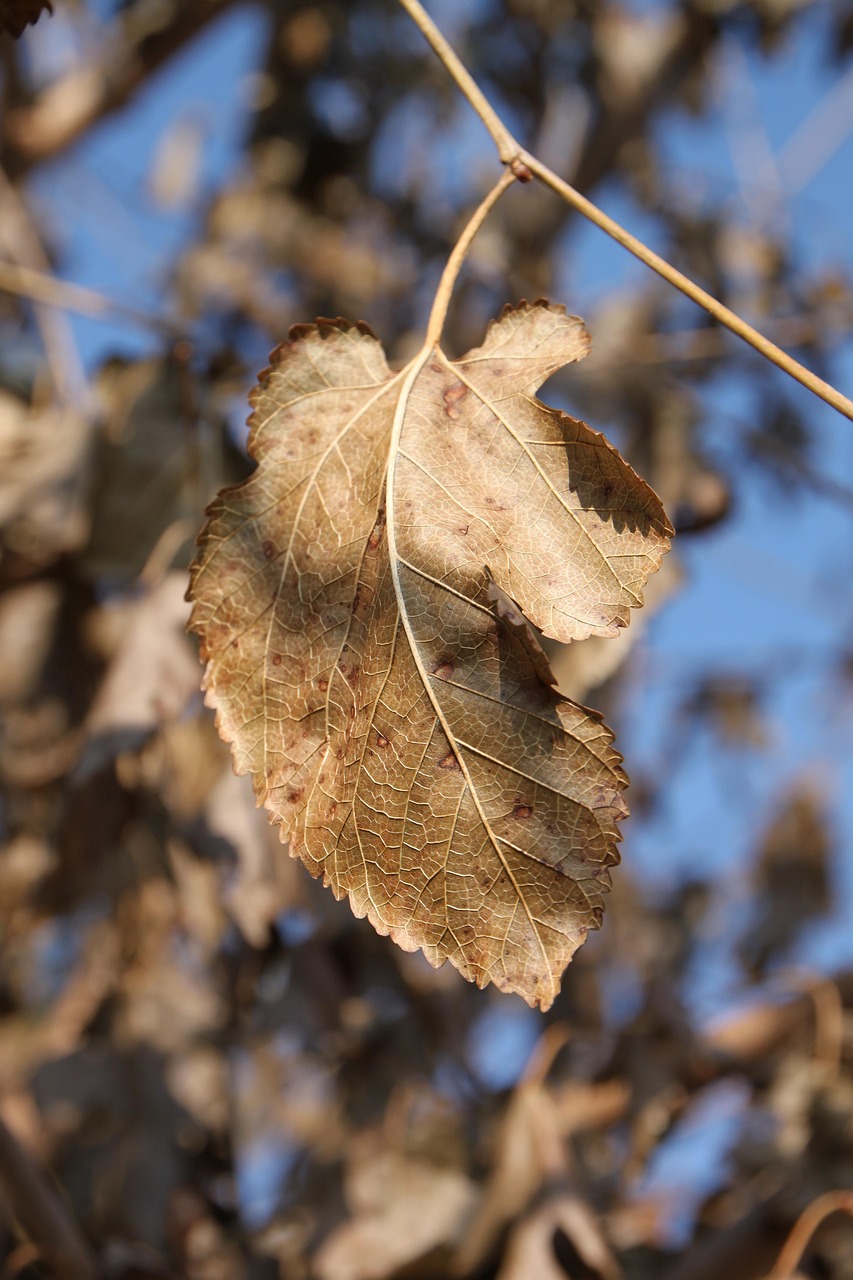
[0,1,852,1277]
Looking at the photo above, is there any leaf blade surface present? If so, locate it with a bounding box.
[189,302,672,1008]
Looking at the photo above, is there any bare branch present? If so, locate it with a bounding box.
[0,1115,96,1280]
[397,0,853,423]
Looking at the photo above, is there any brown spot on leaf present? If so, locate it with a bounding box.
[367,509,386,550]
[318,678,329,692]
[272,654,282,666]
[432,658,454,680]
[443,382,467,420]
[438,752,460,771]
[262,540,276,560]
[287,789,303,805]
[513,803,533,819]
[376,733,389,748]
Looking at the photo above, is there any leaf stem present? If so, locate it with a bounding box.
[397,0,853,423]
[423,167,516,350]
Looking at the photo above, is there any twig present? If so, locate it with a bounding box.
[778,57,853,196]
[0,258,177,335]
[0,1115,96,1280]
[622,314,849,365]
[397,0,853,424]
[3,0,241,171]
[716,38,787,233]
[766,1190,853,1279]
[0,168,87,408]
[521,1023,571,1087]
[397,0,521,164]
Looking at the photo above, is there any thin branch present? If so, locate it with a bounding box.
[0,1115,96,1280]
[0,259,177,335]
[766,1190,853,1279]
[778,57,853,196]
[396,0,853,424]
[397,0,521,164]
[623,314,848,365]
[3,0,241,172]
[0,168,87,408]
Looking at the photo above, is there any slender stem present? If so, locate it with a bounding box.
[0,168,87,410]
[767,1191,853,1279]
[522,154,853,421]
[396,0,520,163]
[0,259,177,334]
[0,1116,96,1280]
[397,0,853,423]
[423,168,516,349]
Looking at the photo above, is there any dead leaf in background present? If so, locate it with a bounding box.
[190,301,672,1008]
[739,783,832,978]
[497,1194,622,1280]
[75,572,199,782]
[0,393,90,566]
[315,1145,478,1280]
[0,0,52,38]
[0,580,61,705]
[85,358,192,582]
[148,112,206,212]
[454,1080,559,1272]
[203,764,292,946]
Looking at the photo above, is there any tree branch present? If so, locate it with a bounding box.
[397,0,853,423]
[2,0,241,172]
[0,1114,96,1280]
[766,1190,853,1280]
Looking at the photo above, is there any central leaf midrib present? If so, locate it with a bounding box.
[385,345,556,992]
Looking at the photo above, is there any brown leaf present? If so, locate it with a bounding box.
[496,1194,622,1280]
[0,0,52,37]
[0,394,91,567]
[485,569,557,690]
[74,572,200,782]
[189,302,672,1008]
[315,1150,478,1280]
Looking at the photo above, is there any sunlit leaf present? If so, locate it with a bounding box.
[188,301,672,1008]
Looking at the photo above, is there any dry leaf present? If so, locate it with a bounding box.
[315,1150,478,1280]
[496,1195,622,1280]
[0,394,91,566]
[0,0,51,37]
[74,572,200,782]
[189,301,672,1008]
